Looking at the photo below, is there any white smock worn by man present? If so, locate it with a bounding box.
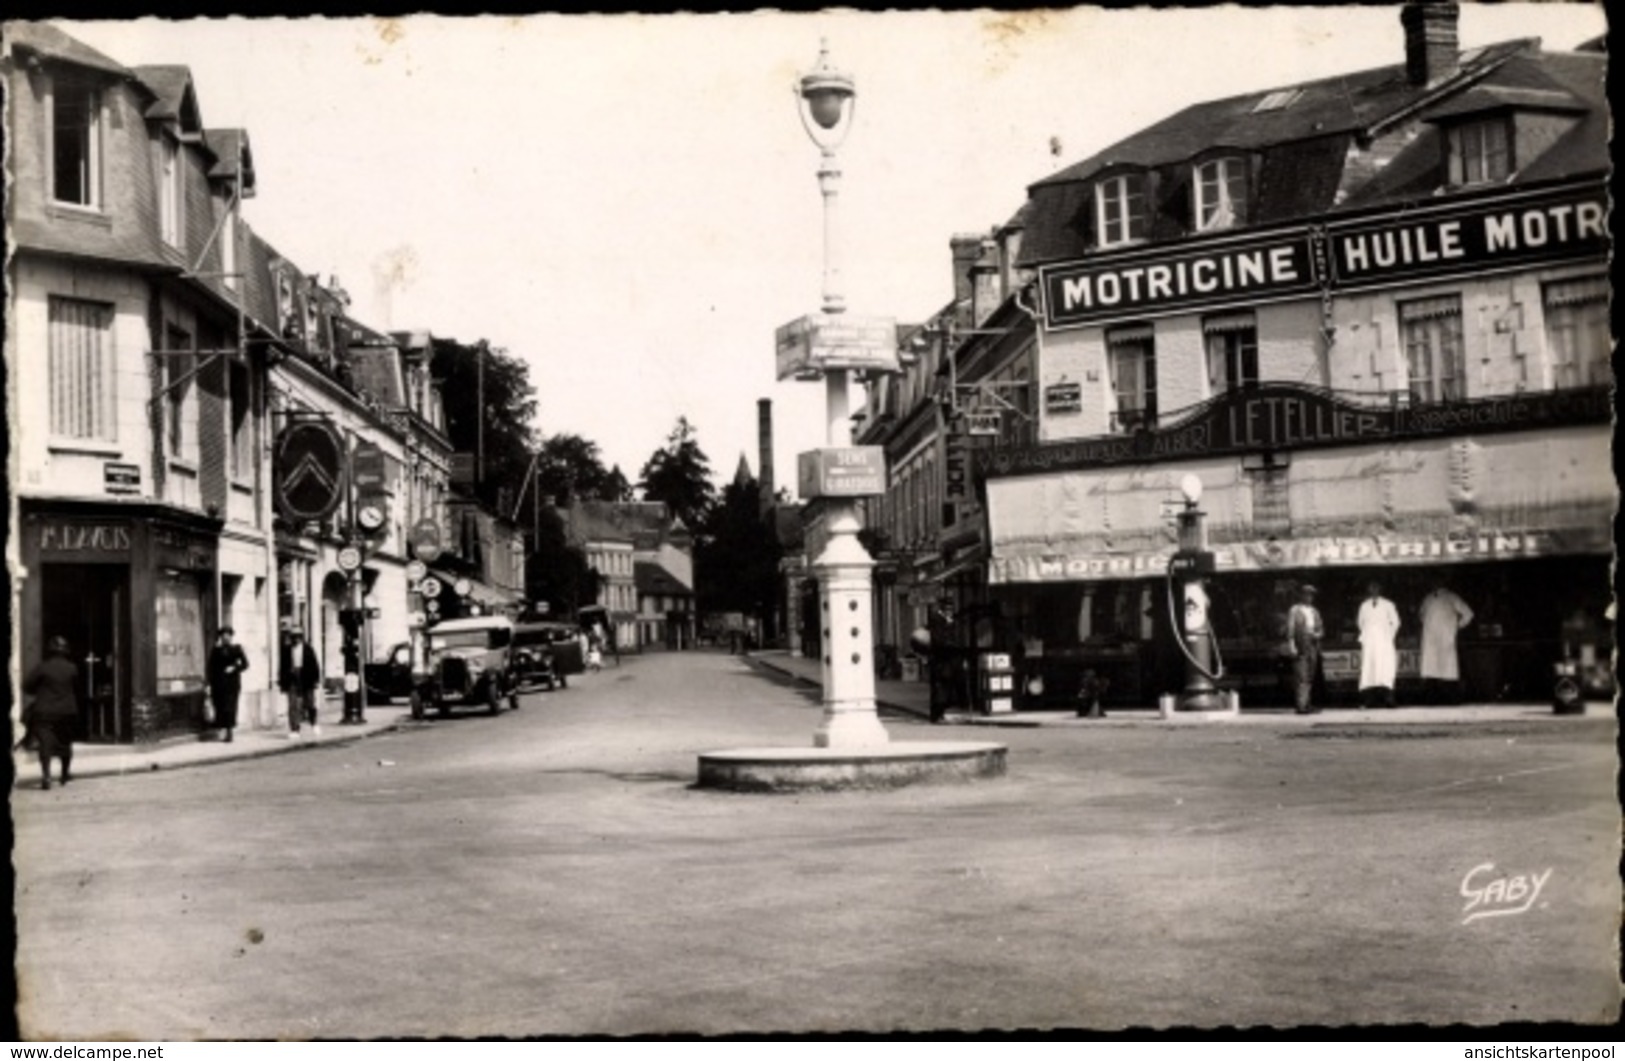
[1419,583,1474,702]
[1357,582,1401,708]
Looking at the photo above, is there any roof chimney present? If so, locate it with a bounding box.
[757,398,775,517]
[950,233,984,323]
[1402,2,1460,87]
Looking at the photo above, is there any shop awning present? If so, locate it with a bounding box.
[985,429,1614,585]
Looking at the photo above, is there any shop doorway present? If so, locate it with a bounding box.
[39,563,130,743]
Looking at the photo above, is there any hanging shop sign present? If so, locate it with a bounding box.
[776,313,900,380]
[988,526,1612,585]
[797,447,886,499]
[1039,180,1607,330]
[275,420,347,522]
[977,382,1612,480]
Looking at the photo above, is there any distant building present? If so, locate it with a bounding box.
[566,501,694,651]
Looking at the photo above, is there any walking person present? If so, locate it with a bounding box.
[1286,584,1324,714]
[1419,581,1474,704]
[207,626,250,743]
[23,636,80,790]
[279,629,322,740]
[1357,582,1401,708]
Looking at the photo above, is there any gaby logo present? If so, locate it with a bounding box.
[1460,862,1552,925]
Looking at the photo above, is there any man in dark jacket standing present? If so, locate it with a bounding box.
[207,626,250,743]
[279,629,322,740]
[23,636,80,790]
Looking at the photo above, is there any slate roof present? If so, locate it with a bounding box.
[1015,33,1573,267]
[131,64,201,129]
[634,561,693,599]
[203,128,256,193]
[5,22,132,78]
[346,347,406,409]
[1339,48,1606,209]
[567,500,688,551]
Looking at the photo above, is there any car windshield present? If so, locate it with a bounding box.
[431,630,494,651]
[516,627,571,646]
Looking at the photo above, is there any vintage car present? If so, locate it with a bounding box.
[364,641,415,705]
[512,622,586,690]
[410,616,521,719]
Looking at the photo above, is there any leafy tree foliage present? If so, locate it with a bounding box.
[696,473,782,624]
[637,416,716,533]
[536,434,632,505]
[431,338,537,511]
[524,503,601,619]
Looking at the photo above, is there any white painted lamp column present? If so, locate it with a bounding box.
[799,41,888,749]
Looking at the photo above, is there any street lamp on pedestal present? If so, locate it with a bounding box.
[795,41,888,750]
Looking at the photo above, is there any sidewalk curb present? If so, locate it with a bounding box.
[12,714,414,788]
[745,653,932,721]
[741,652,1611,730]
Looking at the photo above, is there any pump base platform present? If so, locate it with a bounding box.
[697,741,1007,793]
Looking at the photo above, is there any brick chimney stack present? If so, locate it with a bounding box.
[757,398,775,517]
[950,233,984,326]
[1402,1,1460,87]
[971,238,1001,327]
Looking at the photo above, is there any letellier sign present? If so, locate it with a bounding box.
[977,382,1613,480]
[1040,181,1607,330]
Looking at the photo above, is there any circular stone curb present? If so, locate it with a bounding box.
[697,741,1007,792]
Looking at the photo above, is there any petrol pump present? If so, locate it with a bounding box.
[1166,474,1225,712]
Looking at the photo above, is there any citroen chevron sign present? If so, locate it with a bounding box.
[275,420,347,522]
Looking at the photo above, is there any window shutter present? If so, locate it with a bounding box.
[1399,296,1460,322]
[1544,276,1607,308]
[1203,312,1256,335]
[1107,323,1154,344]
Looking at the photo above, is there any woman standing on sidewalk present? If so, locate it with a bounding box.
[23,636,80,790]
[207,626,250,743]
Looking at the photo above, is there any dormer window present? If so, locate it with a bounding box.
[49,76,103,209]
[159,137,185,248]
[1447,117,1511,186]
[1096,172,1148,248]
[1193,156,1248,232]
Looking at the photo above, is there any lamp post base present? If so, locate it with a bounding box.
[812,500,888,749]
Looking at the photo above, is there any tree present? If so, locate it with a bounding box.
[638,416,716,532]
[696,473,782,628]
[535,434,630,505]
[524,503,598,618]
[432,338,538,511]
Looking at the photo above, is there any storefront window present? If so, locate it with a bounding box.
[155,575,207,695]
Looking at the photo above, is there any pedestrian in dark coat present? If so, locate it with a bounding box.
[207,626,250,743]
[279,630,322,739]
[23,636,79,790]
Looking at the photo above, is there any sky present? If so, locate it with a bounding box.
[51,4,1608,495]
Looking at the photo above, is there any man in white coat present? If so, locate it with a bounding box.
[1419,581,1474,704]
[1357,581,1401,708]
